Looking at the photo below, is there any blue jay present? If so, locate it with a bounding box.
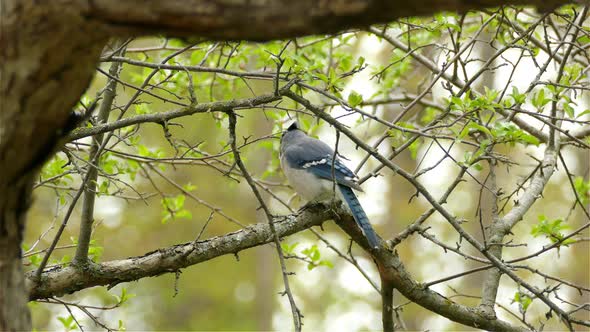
[280,122,379,248]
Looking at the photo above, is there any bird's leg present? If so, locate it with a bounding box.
[298,201,316,213]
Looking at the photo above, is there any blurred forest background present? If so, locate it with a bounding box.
[25,5,589,331]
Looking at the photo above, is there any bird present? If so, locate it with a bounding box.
[279,122,379,248]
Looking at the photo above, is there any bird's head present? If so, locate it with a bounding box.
[286,121,300,132]
[280,121,304,147]
[282,121,302,136]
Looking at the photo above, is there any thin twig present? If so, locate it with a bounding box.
[227,112,302,331]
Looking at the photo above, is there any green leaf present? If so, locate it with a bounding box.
[512,291,533,314]
[347,90,363,107]
[57,315,77,331]
[450,96,463,111]
[574,177,590,204]
[408,138,422,160]
[531,215,574,246]
[175,210,192,219]
[28,254,42,267]
[458,121,492,141]
[134,104,151,115]
[483,86,499,104]
[183,183,197,192]
[281,242,299,255]
[420,107,438,125]
[563,103,575,118]
[356,56,365,68]
[328,67,337,82]
[492,122,540,147]
[316,73,329,84]
[161,194,192,223]
[98,180,110,196]
[112,287,136,309]
[87,240,104,262]
[532,88,552,109]
[40,154,72,186]
[508,86,526,105]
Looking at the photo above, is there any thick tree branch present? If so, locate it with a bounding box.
[83,0,571,40]
[479,162,504,318]
[27,203,334,300]
[380,276,395,332]
[66,90,287,141]
[333,216,528,332]
[27,201,530,331]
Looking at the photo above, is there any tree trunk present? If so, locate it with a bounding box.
[0,179,33,330]
[0,2,107,329]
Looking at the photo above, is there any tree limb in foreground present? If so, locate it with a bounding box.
[28,202,527,332]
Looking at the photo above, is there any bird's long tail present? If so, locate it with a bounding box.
[338,185,379,248]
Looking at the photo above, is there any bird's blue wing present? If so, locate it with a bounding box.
[281,135,361,189]
[300,155,357,185]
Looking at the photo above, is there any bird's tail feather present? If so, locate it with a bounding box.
[338,185,379,248]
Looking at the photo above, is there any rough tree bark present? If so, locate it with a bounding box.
[1,3,107,330]
[0,0,572,330]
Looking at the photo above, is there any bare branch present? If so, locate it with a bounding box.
[227,112,302,331]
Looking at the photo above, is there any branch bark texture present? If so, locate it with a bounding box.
[85,0,570,40]
[27,204,332,300]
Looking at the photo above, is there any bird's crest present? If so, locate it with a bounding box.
[286,122,299,131]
